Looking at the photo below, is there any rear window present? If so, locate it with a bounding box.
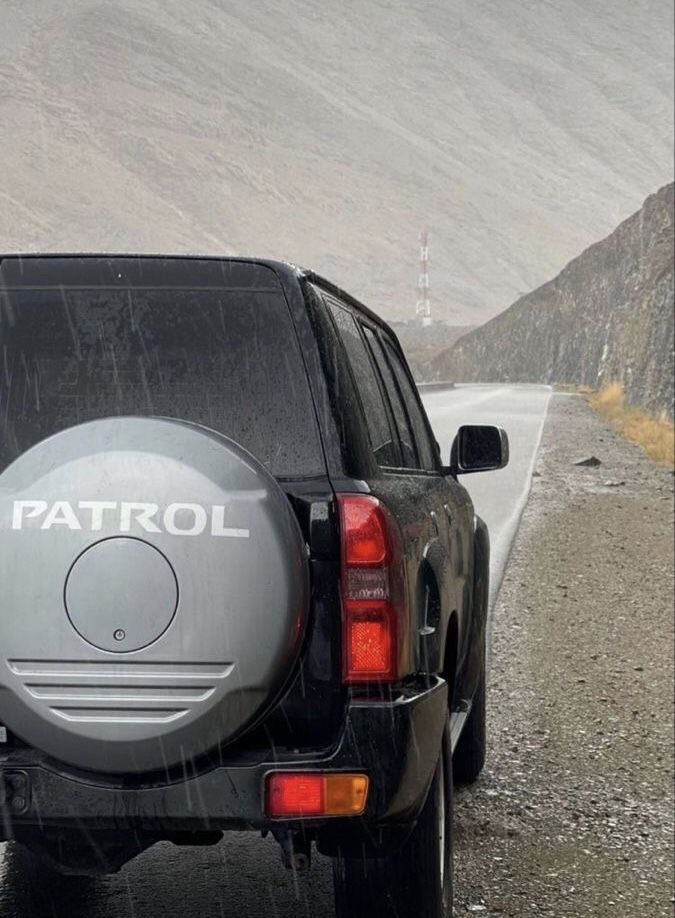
[0,268,324,478]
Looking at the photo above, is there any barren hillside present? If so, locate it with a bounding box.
[0,0,673,323]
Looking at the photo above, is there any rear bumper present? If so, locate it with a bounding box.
[1,677,447,847]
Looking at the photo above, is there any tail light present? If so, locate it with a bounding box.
[266,772,369,817]
[336,494,409,683]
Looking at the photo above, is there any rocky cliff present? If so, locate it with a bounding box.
[430,184,674,417]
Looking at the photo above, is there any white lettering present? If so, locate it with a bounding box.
[12,500,48,530]
[163,503,208,536]
[40,501,82,530]
[211,505,250,539]
[10,500,251,539]
[78,501,117,531]
[119,502,161,533]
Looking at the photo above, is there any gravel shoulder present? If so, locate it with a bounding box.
[454,392,675,917]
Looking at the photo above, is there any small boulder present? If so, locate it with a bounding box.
[574,456,602,467]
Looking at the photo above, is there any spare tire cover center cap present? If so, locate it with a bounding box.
[65,538,179,653]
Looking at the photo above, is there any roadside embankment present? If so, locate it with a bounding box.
[454,392,675,917]
[588,381,674,467]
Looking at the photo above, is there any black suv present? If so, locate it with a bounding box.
[0,256,508,918]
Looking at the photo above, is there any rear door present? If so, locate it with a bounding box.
[321,293,456,676]
[373,329,475,674]
[0,256,343,749]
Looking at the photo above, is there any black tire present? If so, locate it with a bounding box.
[333,722,453,918]
[453,657,487,785]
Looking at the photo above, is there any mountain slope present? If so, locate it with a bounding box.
[0,0,673,323]
[394,322,475,380]
[430,184,674,416]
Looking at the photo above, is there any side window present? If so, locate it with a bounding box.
[327,300,400,468]
[380,336,439,471]
[362,326,417,469]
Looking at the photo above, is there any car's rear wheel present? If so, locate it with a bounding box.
[332,721,453,918]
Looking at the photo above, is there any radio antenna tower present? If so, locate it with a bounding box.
[416,230,432,326]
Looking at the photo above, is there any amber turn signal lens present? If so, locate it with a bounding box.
[266,772,369,818]
[324,773,369,815]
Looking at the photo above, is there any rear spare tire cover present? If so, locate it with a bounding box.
[0,417,309,773]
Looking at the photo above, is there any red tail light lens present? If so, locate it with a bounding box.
[341,497,388,565]
[337,494,408,683]
[346,603,392,674]
[267,773,324,817]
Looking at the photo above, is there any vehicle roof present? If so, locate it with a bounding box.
[0,253,396,338]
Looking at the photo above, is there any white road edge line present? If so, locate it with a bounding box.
[486,386,552,666]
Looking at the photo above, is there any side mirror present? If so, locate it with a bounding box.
[449,425,509,474]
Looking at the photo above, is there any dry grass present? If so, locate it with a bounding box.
[588,382,674,466]
[554,383,595,395]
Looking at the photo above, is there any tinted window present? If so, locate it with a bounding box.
[363,326,417,468]
[380,336,438,470]
[327,301,399,467]
[0,284,323,478]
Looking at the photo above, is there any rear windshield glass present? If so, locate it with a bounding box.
[0,282,324,478]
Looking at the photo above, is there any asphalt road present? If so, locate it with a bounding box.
[0,384,552,918]
[422,384,552,607]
